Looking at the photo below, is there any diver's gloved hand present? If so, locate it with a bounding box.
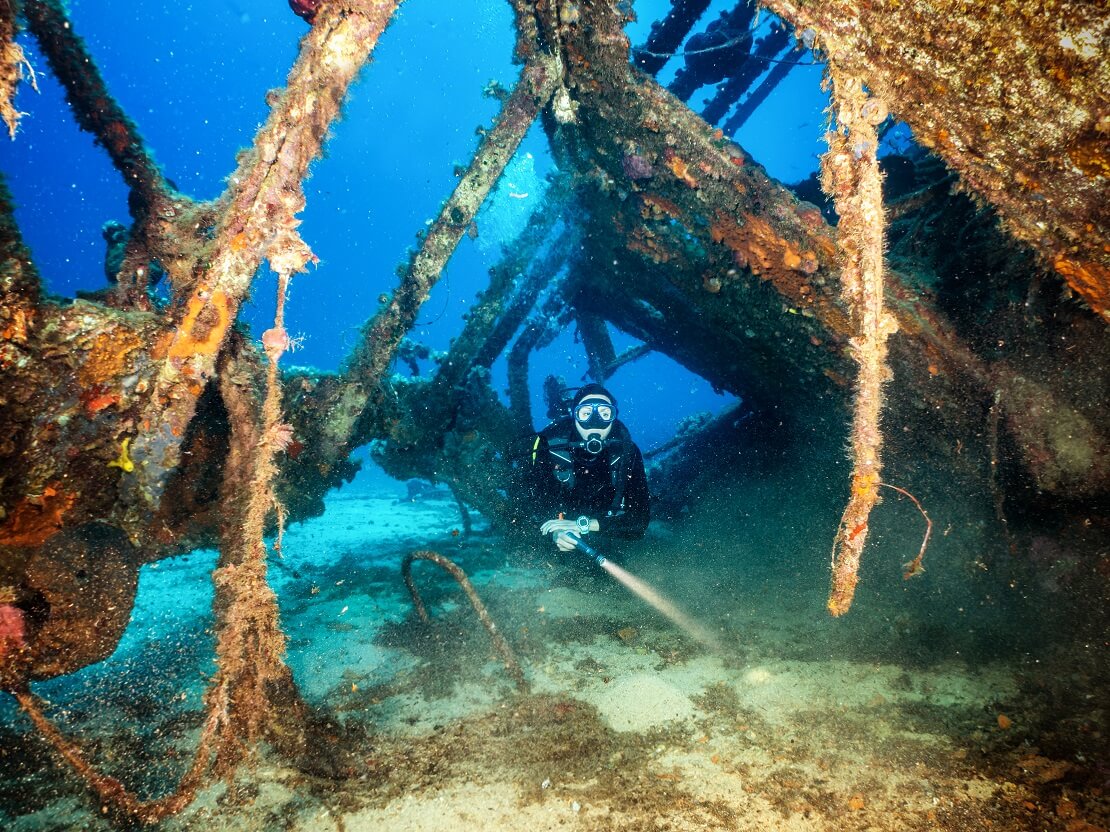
[541,516,600,552]
[540,517,578,538]
[540,516,600,538]
[554,531,581,552]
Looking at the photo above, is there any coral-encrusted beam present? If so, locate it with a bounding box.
[1,0,35,139]
[822,65,896,617]
[22,0,173,217]
[126,2,401,507]
[344,55,559,435]
[762,0,1110,323]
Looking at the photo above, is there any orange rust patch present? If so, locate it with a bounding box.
[167,288,233,361]
[710,213,779,276]
[1053,255,1109,316]
[666,154,698,188]
[640,193,682,219]
[0,486,76,547]
[81,386,120,415]
[1,306,32,343]
[626,228,673,264]
[1068,134,1110,178]
[78,327,145,389]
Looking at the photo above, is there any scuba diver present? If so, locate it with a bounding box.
[522,384,650,554]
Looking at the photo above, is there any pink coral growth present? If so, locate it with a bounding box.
[288,0,322,23]
[622,153,655,180]
[263,423,297,454]
[261,326,290,363]
[0,603,26,663]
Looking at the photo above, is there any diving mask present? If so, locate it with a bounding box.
[573,395,616,451]
[574,401,616,426]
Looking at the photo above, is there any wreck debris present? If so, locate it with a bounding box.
[12,684,215,823]
[822,64,897,616]
[22,0,176,227]
[507,275,577,428]
[345,56,560,429]
[22,0,215,308]
[209,262,302,769]
[22,0,154,192]
[633,0,713,76]
[668,3,756,102]
[126,2,398,511]
[402,550,528,692]
[881,483,931,581]
[764,0,1110,321]
[7,312,305,823]
[556,0,1110,499]
[423,177,571,428]
[0,0,1105,788]
[0,0,36,139]
[703,22,792,126]
[720,30,803,133]
[577,308,618,381]
[283,53,563,518]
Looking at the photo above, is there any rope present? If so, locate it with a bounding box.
[635,32,820,65]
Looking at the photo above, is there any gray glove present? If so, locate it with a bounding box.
[554,531,580,552]
[540,516,599,551]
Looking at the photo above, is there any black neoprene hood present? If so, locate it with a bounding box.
[573,383,617,408]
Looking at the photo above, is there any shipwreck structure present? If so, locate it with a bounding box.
[0,0,1107,820]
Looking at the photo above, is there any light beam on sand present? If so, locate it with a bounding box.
[597,559,720,650]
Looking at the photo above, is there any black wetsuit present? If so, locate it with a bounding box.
[520,418,650,540]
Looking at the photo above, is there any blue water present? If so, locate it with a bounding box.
[3,0,831,449]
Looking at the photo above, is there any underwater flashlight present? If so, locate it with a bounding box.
[567,533,607,567]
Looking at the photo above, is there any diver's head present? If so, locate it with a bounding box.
[571,384,618,453]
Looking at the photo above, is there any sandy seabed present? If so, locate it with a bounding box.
[1,465,1106,832]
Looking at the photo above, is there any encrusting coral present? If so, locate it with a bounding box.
[764,0,1110,322]
[0,0,36,139]
[820,61,898,616]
